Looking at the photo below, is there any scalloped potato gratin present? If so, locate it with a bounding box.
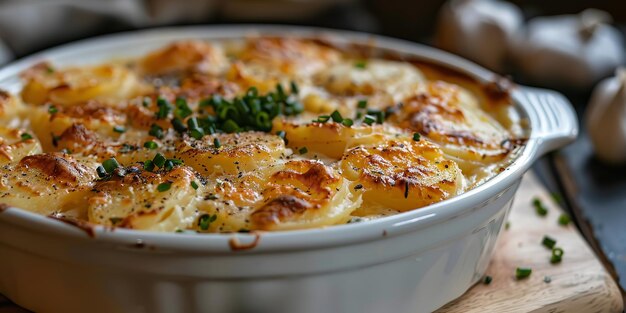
[0,37,525,233]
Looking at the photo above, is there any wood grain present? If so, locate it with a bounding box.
[0,173,622,313]
[438,172,623,313]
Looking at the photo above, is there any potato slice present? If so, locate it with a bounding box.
[340,138,463,212]
[88,166,200,231]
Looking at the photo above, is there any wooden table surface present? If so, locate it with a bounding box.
[1,173,623,313]
[438,172,623,312]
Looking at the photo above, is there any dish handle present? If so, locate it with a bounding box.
[515,86,579,159]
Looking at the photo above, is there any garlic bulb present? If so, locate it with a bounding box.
[585,68,626,164]
[435,0,523,72]
[514,9,624,88]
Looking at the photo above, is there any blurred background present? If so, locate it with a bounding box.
[0,0,624,299]
[0,0,624,63]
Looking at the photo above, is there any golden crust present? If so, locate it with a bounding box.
[340,139,462,212]
[2,37,522,233]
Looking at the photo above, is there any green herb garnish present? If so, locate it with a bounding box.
[330,110,343,123]
[153,153,166,168]
[155,97,172,119]
[483,275,492,285]
[213,138,221,149]
[143,160,155,172]
[413,133,421,141]
[550,248,564,264]
[357,99,368,109]
[48,105,58,114]
[191,181,199,190]
[174,98,192,119]
[102,158,121,173]
[157,182,171,192]
[532,197,548,216]
[363,115,376,125]
[541,235,556,249]
[354,60,367,69]
[290,81,299,94]
[143,141,158,149]
[96,165,107,178]
[149,124,164,139]
[171,118,187,134]
[198,213,217,230]
[558,213,571,226]
[20,133,33,141]
[515,267,532,279]
[299,147,308,155]
[342,118,354,127]
[314,115,331,123]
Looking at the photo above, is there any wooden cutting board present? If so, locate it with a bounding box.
[0,173,622,313]
[438,172,623,313]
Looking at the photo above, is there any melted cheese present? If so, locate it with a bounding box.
[0,37,523,233]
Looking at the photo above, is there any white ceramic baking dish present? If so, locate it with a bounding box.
[0,26,577,313]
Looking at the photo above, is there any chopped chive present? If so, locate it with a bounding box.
[198,213,217,230]
[515,267,532,279]
[20,133,33,141]
[315,115,331,123]
[149,124,164,139]
[51,134,60,147]
[354,60,367,69]
[299,147,308,155]
[542,235,556,249]
[290,81,299,94]
[143,160,155,172]
[113,126,126,133]
[222,119,239,133]
[483,275,492,285]
[174,98,192,119]
[214,138,221,149]
[96,165,107,178]
[532,197,548,216]
[157,182,171,192]
[363,115,376,125]
[163,160,174,171]
[102,158,120,173]
[191,181,199,190]
[550,248,564,264]
[558,213,571,226]
[357,99,368,109]
[171,118,187,133]
[162,159,182,171]
[155,97,172,119]
[142,97,151,107]
[276,84,286,100]
[342,118,354,127]
[330,110,343,123]
[153,153,166,168]
[143,141,158,149]
[189,128,205,140]
[413,133,421,141]
[48,105,58,114]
